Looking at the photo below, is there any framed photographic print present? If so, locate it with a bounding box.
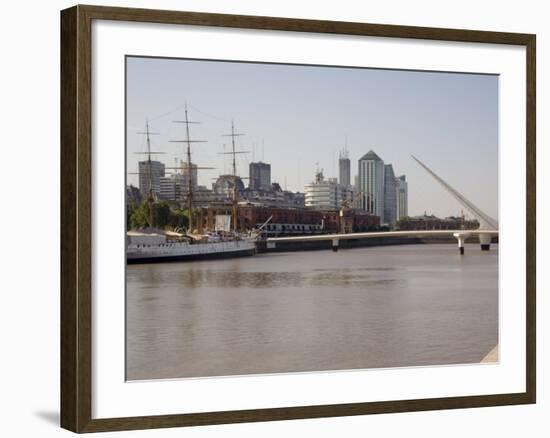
[60,4,536,433]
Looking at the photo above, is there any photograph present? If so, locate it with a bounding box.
[125,56,499,381]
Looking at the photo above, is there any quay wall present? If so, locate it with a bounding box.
[257,235,498,253]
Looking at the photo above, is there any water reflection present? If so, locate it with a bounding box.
[126,244,498,380]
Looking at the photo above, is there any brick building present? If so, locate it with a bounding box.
[200,205,380,236]
[396,215,479,230]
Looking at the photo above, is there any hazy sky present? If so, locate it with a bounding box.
[126,56,498,219]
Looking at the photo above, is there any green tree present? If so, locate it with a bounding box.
[129,201,150,229]
[128,201,191,231]
[153,201,171,228]
[126,203,138,230]
[169,208,189,230]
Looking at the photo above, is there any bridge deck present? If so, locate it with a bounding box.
[266,229,499,243]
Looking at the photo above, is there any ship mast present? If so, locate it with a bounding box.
[170,104,212,233]
[220,121,248,232]
[134,120,163,228]
[172,157,179,202]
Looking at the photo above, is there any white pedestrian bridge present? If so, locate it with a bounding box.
[266,228,499,254]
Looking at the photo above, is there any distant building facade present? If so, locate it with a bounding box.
[192,185,222,207]
[138,160,165,198]
[340,185,357,207]
[339,150,351,187]
[397,215,478,230]
[213,175,246,197]
[304,170,342,210]
[206,205,381,236]
[249,161,271,191]
[241,186,305,209]
[396,175,408,220]
[180,161,198,188]
[159,173,186,202]
[126,185,142,205]
[358,150,385,218]
[338,149,356,205]
[383,164,397,227]
[159,161,198,202]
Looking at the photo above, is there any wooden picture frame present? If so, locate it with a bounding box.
[61,4,536,433]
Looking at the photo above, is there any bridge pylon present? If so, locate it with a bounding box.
[412,155,498,251]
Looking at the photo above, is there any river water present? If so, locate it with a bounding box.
[126,244,498,381]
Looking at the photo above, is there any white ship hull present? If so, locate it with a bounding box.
[127,238,257,264]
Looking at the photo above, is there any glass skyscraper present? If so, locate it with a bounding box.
[358,150,385,219]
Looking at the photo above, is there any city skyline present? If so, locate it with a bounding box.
[127,57,498,218]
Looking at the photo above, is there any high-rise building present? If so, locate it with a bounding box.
[159,161,198,202]
[138,160,165,198]
[339,150,351,187]
[340,184,356,206]
[396,175,408,220]
[249,162,271,190]
[180,160,198,189]
[159,173,186,201]
[304,170,342,210]
[383,164,397,227]
[358,150,385,218]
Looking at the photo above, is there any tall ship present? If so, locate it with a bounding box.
[126,227,258,264]
[127,106,265,264]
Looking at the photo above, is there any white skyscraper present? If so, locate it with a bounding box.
[304,170,342,210]
[358,150,385,218]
